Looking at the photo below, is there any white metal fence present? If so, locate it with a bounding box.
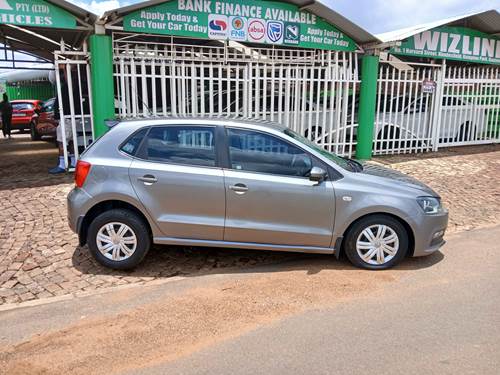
[55,46,94,169]
[374,60,500,155]
[112,33,360,157]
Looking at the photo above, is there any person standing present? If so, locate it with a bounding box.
[0,93,13,139]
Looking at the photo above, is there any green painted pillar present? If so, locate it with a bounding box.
[356,55,380,160]
[89,34,115,138]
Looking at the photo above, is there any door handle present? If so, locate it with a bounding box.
[138,175,158,185]
[229,183,249,194]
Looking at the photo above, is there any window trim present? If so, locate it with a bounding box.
[224,126,329,180]
[132,124,222,169]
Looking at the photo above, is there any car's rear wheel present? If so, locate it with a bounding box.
[87,209,151,270]
[343,215,408,270]
[30,122,41,141]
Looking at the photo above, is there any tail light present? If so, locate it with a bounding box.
[75,160,91,188]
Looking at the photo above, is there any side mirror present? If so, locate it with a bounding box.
[309,167,327,183]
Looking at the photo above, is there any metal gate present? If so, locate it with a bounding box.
[54,44,94,169]
[374,59,500,156]
[112,33,360,157]
[439,66,500,148]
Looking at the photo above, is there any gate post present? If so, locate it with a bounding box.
[356,55,380,160]
[89,34,115,138]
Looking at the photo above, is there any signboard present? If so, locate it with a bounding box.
[123,0,357,51]
[0,0,76,29]
[391,26,500,65]
[422,79,437,94]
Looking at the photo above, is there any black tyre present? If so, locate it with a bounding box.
[30,122,41,141]
[456,123,476,142]
[343,215,409,270]
[87,209,151,270]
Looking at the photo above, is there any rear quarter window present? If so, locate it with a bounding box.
[120,128,149,156]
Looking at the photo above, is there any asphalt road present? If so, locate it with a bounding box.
[1,225,499,374]
[131,225,500,375]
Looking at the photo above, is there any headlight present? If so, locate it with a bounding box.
[417,197,442,214]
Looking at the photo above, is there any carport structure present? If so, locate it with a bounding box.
[363,10,500,157]
[97,0,380,157]
[0,0,98,165]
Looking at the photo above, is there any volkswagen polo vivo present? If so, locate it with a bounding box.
[67,118,448,270]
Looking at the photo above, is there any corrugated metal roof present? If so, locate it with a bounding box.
[377,9,500,43]
[46,0,98,24]
[100,0,380,45]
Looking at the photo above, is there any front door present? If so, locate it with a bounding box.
[129,125,225,241]
[223,127,335,248]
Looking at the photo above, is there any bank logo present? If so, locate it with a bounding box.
[208,14,228,40]
[0,0,12,10]
[266,21,283,44]
[248,19,266,43]
[284,23,300,45]
[229,16,247,42]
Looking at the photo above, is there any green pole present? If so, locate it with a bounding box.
[356,55,380,160]
[89,34,115,138]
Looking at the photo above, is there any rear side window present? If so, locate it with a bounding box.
[121,128,148,156]
[142,126,216,167]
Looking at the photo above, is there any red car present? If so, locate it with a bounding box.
[33,98,58,140]
[0,99,42,136]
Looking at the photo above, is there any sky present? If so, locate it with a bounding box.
[67,0,500,35]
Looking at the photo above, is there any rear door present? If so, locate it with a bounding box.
[222,127,336,248]
[129,124,226,241]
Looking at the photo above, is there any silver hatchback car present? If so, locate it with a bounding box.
[68,118,448,270]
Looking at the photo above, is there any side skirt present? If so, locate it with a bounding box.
[154,237,336,255]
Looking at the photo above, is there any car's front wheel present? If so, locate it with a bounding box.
[343,215,408,270]
[87,209,151,270]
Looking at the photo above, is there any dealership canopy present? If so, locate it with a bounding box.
[376,10,500,65]
[0,0,97,63]
[100,0,379,51]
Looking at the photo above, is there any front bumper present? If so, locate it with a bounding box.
[411,209,449,257]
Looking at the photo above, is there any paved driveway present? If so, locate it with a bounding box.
[1,134,500,305]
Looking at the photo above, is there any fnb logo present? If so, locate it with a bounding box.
[209,19,227,32]
[266,21,283,44]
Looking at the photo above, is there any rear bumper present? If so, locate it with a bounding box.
[411,210,449,257]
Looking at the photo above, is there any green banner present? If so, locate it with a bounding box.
[0,0,76,29]
[390,26,500,65]
[123,0,357,51]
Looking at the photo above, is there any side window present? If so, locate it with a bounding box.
[143,126,216,167]
[120,128,148,156]
[227,128,313,177]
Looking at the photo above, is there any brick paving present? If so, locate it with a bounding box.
[1,134,500,306]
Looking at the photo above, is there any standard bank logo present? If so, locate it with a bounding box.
[266,21,284,44]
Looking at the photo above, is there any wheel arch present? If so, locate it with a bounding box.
[79,200,153,246]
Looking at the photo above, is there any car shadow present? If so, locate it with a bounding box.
[71,243,445,280]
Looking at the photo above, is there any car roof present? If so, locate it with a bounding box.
[116,116,288,133]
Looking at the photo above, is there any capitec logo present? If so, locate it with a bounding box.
[229,16,247,42]
[247,19,266,43]
[266,21,284,44]
[208,14,228,40]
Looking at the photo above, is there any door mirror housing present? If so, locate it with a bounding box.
[309,167,327,183]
